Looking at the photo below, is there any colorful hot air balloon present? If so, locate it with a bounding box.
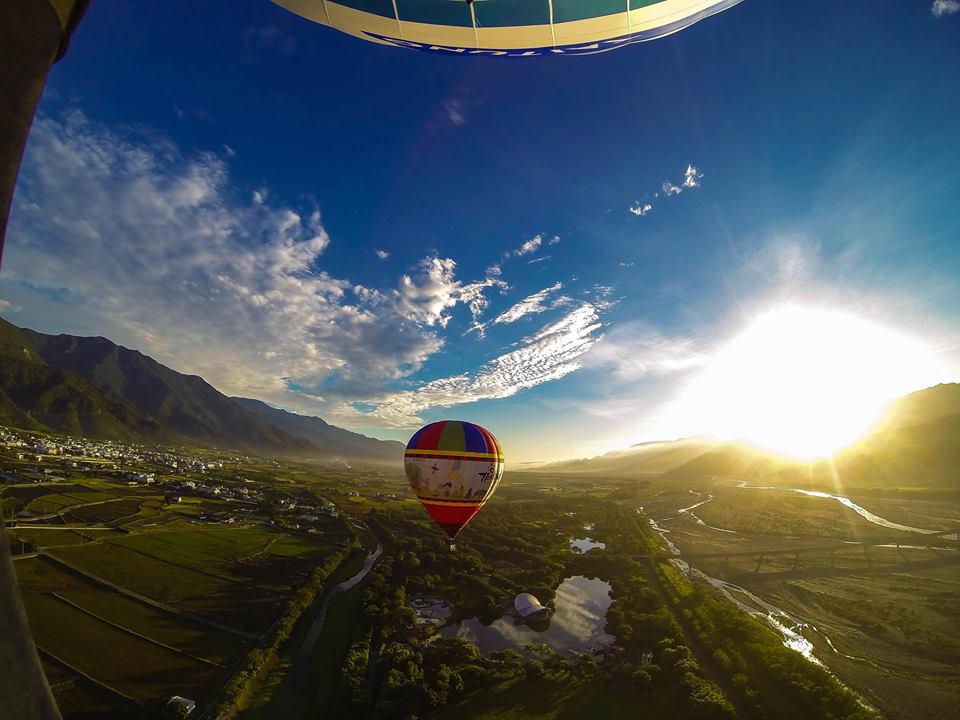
[272,0,743,57]
[404,420,504,547]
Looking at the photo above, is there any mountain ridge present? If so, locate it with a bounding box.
[0,317,402,461]
[232,397,403,464]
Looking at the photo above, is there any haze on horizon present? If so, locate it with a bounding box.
[1,1,958,464]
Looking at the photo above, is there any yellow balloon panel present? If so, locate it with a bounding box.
[272,0,744,56]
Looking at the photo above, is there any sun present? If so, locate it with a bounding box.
[659,304,946,459]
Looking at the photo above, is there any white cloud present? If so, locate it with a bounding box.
[682,164,703,188]
[512,234,543,257]
[586,322,709,381]
[375,249,390,260]
[0,299,12,312]
[493,282,564,325]
[932,0,960,15]
[527,255,550,265]
[547,236,561,246]
[4,111,516,426]
[223,144,236,158]
[444,99,466,126]
[366,303,604,426]
[632,164,703,214]
[618,261,635,268]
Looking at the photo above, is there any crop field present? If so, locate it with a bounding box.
[6,527,99,549]
[62,498,144,524]
[24,592,224,704]
[3,483,86,504]
[42,666,150,720]
[60,584,249,666]
[32,518,346,635]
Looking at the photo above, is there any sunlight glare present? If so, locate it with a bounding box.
[658,304,946,459]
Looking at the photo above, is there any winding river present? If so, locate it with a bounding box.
[646,483,944,666]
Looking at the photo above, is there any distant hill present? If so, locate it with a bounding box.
[232,397,404,464]
[661,385,960,490]
[875,383,960,430]
[0,317,400,461]
[542,384,960,490]
[535,439,717,476]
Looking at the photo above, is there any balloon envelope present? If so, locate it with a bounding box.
[404,420,504,542]
[272,0,742,57]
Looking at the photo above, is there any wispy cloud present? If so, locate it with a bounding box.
[245,25,297,55]
[365,303,604,426]
[932,0,960,16]
[493,282,565,325]
[527,255,550,265]
[375,249,390,260]
[629,202,652,216]
[443,99,466,126]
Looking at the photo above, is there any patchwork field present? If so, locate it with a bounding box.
[4,469,357,719]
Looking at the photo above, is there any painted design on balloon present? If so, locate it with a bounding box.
[403,420,504,547]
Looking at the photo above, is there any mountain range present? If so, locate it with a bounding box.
[0,317,403,463]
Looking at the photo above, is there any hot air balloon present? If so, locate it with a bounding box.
[404,420,504,548]
[272,0,743,57]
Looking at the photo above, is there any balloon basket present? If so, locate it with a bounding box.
[448,542,456,552]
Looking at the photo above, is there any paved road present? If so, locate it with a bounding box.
[263,543,383,720]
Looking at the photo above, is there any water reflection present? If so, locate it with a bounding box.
[441,576,614,654]
[570,537,606,552]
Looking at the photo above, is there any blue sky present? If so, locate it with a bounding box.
[2,1,959,462]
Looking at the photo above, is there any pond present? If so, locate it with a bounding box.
[570,537,606,552]
[440,575,615,655]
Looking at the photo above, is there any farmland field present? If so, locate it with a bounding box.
[25,592,224,704]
